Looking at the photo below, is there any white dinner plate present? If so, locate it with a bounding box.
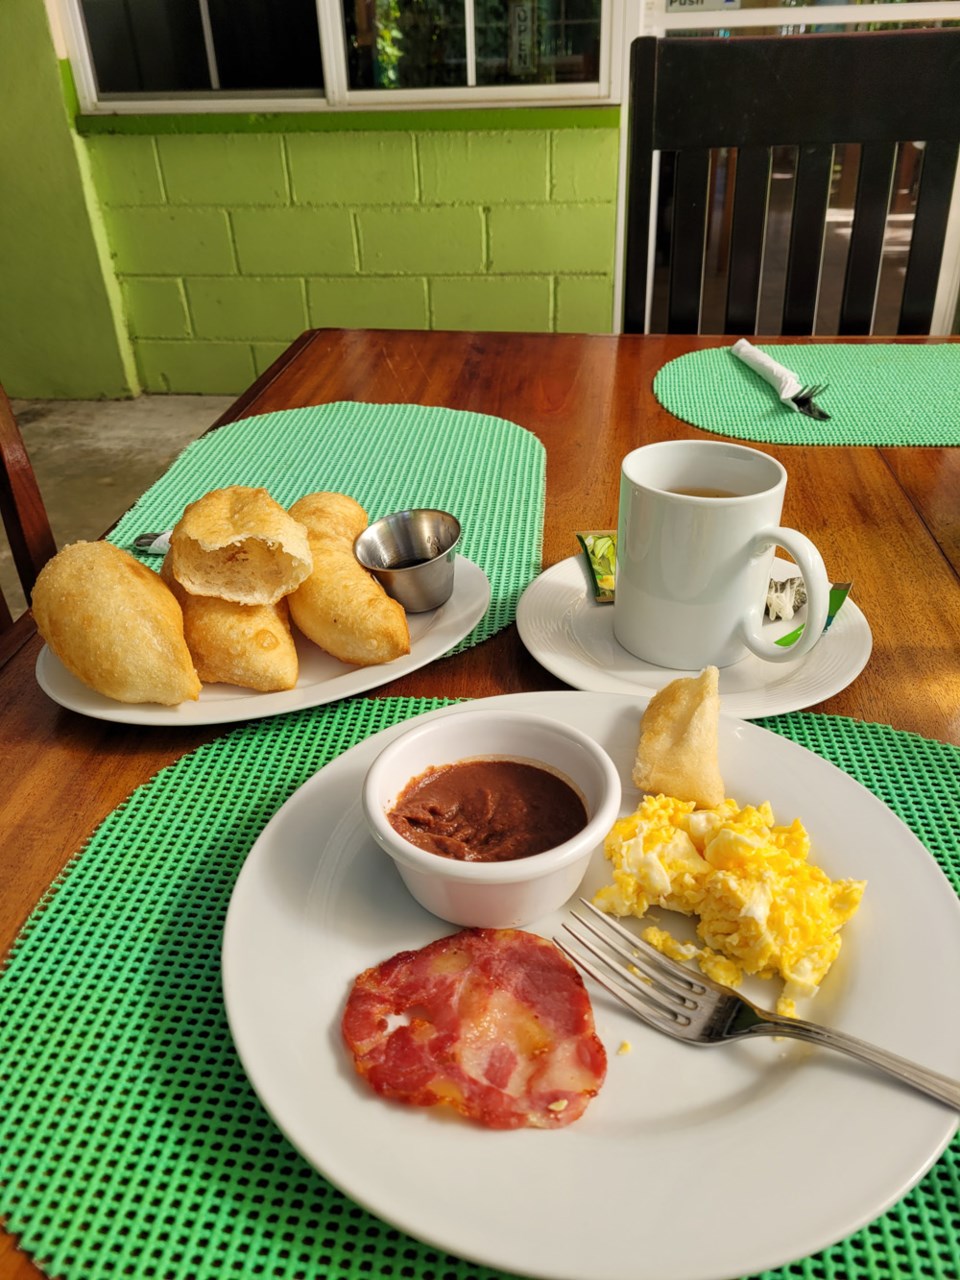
[222,690,960,1280]
[516,556,872,719]
[35,557,490,727]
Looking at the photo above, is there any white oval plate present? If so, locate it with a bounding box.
[35,558,490,726]
[516,556,872,719]
[222,690,959,1280]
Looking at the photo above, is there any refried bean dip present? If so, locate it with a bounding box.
[387,759,587,862]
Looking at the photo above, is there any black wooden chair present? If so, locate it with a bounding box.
[1,384,57,663]
[622,29,960,335]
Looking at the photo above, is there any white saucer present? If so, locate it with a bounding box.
[516,556,872,719]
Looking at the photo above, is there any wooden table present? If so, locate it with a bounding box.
[2,329,959,1280]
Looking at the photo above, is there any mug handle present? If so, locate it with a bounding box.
[739,528,830,663]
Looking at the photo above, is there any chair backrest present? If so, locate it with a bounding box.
[623,30,960,335]
[0,384,57,636]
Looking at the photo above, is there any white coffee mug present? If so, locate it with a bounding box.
[613,440,830,670]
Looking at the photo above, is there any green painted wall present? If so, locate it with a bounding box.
[0,0,619,398]
[84,123,621,394]
[0,1,136,398]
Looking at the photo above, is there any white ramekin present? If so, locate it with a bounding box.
[361,707,622,927]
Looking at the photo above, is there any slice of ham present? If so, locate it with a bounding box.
[341,928,607,1129]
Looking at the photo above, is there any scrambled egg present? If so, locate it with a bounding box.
[594,794,865,1017]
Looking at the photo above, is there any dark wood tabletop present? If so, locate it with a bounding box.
[2,328,959,1280]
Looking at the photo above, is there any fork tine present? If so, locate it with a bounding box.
[553,935,689,1037]
[574,898,729,995]
[560,917,695,1018]
[566,905,701,1005]
[796,382,828,401]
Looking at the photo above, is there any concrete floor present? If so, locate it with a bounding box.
[2,395,233,620]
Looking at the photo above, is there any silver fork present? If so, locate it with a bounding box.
[792,382,831,420]
[556,899,960,1109]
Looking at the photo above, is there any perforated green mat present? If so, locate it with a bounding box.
[654,345,960,446]
[2,700,959,1280]
[107,402,547,651]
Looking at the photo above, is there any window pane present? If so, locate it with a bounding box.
[81,0,210,93]
[81,0,323,96]
[207,0,323,91]
[475,0,602,85]
[344,0,468,89]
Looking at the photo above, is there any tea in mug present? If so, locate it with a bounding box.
[668,487,739,498]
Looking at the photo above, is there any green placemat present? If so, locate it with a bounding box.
[108,401,546,651]
[2,700,959,1280]
[654,345,960,446]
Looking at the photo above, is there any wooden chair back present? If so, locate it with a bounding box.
[623,30,960,335]
[0,384,57,646]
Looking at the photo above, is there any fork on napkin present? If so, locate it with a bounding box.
[731,339,831,421]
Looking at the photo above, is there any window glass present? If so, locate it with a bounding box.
[80,0,323,96]
[81,0,210,93]
[474,0,602,85]
[343,0,468,89]
[208,0,324,91]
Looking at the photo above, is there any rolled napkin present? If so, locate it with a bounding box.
[730,338,804,409]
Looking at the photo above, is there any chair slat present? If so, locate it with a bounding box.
[839,142,896,336]
[724,146,771,334]
[668,149,710,333]
[652,31,960,149]
[622,37,658,334]
[782,144,833,336]
[899,139,960,335]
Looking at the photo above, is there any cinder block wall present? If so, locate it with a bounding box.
[84,125,620,395]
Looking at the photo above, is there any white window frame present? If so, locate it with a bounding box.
[56,0,624,113]
[610,0,960,332]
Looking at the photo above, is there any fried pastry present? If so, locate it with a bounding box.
[168,485,312,606]
[32,541,201,705]
[160,556,298,692]
[287,492,410,667]
[633,666,725,808]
